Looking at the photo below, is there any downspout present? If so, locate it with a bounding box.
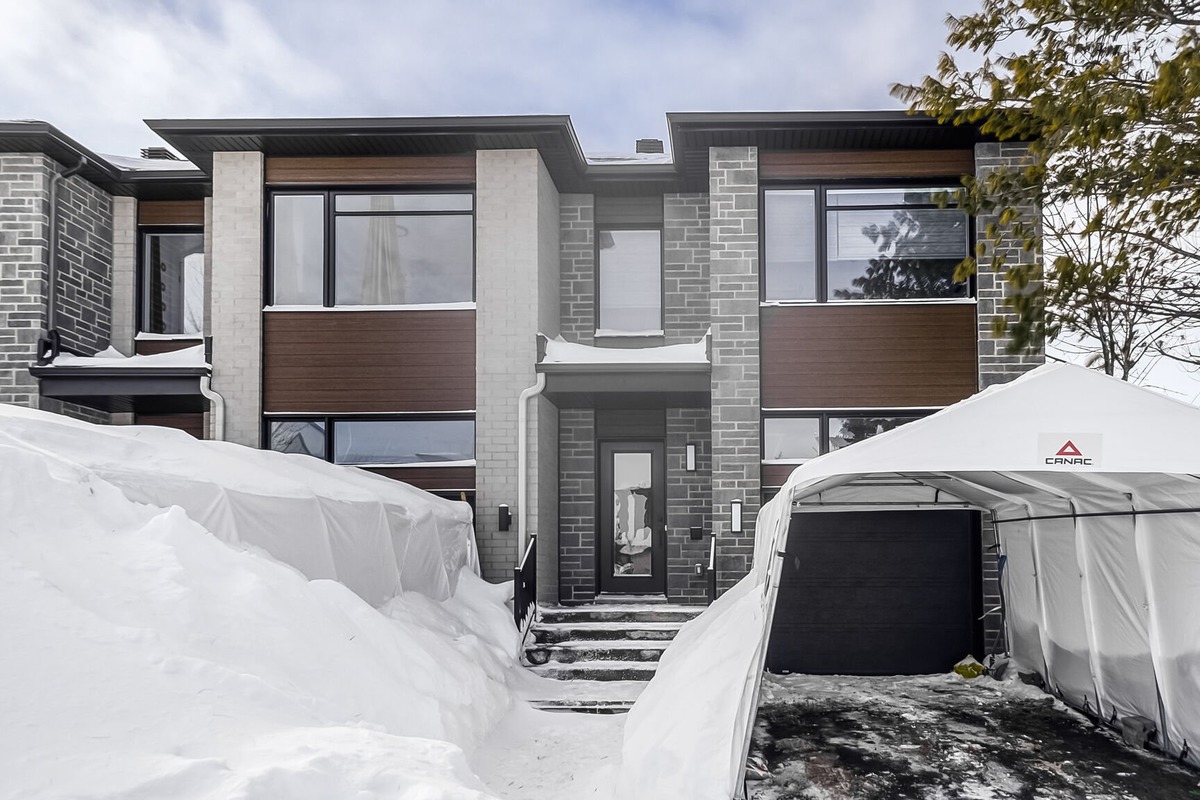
[199,374,226,442]
[37,157,87,365]
[517,372,547,558]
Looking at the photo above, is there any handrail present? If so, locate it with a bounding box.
[706,534,717,605]
[513,534,537,629]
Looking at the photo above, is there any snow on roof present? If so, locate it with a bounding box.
[50,344,208,369]
[542,332,708,365]
[99,152,200,172]
[585,151,674,166]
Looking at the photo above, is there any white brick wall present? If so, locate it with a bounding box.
[209,152,263,445]
[109,197,137,356]
[475,149,560,581]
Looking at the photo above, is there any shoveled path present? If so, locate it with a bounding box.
[750,673,1200,800]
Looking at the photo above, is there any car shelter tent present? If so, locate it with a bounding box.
[617,363,1200,800]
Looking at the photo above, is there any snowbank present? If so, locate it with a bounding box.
[0,404,477,604]
[0,412,514,799]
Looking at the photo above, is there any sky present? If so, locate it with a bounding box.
[0,0,982,157]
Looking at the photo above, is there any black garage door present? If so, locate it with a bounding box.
[767,510,982,675]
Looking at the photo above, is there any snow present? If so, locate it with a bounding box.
[49,344,208,368]
[585,152,674,166]
[266,302,477,312]
[135,331,203,341]
[101,152,200,172]
[542,333,708,365]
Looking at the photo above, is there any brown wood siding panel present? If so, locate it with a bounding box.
[363,467,475,492]
[760,150,975,181]
[262,310,476,412]
[135,338,203,355]
[761,304,978,408]
[265,156,476,185]
[762,464,798,489]
[138,200,205,226]
[135,412,205,439]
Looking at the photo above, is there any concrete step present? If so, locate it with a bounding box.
[525,640,671,665]
[539,605,703,625]
[529,660,660,682]
[532,621,684,644]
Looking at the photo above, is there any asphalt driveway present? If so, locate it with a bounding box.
[749,673,1200,800]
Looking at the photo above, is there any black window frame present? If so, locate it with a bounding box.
[262,413,476,467]
[594,223,666,336]
[136,224,206,337]
[761,409,932,463]
[265,187,476,309]
[759,180,975,303]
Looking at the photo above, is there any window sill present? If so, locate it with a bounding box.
[760,298,976,308]
[343,459,477,468]
[761,459,812,466]
[135,332,203,341]
[594,329,665,338]
[264,302,476,312]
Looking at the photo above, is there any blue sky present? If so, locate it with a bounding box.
[0,0,982,157]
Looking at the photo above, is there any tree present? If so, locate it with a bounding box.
[892,0,1200,371]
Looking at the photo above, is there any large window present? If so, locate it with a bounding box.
[763,186,970,302]
[265,415,475,466]
[270,191,474,307]
[597,228,662,334]
[762,412,924,462]
[141,230,204,335]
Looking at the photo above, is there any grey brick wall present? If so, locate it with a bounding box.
[666,407,712,603]
[52,172,113,359]
[709,147,761,595]
[975,142,1045,388]
[109,197,137,356]
[558,408,596,604]
[0,154,51,409]
[210,151,263,446]
[559,194,595,345]
[664,193,710,346]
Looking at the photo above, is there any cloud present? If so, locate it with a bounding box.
[0,0,980,156]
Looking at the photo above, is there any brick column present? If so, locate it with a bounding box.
[975,142,1044,388]
[109,197,137,356]
[709,146,760,594]
[664,193,710,346]
[210,151,263,446]
[559,194,595,345]
[666,407,712,603]
[0,153,51,410]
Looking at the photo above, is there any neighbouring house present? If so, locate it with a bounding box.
[0,112,1041,674]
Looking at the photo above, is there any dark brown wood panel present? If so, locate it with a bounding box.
[138,200,205,226]
[762,464,797,489]
[135,338,203,355]
[134,412,205,439]
[760,150,974,181]
[265,156,476,185]
[363,467,475,492]
[263,310,475,412]
[761,304,978,408]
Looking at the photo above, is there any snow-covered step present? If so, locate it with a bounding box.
[529,659,660,682]
[539,604,703,625]
[525,640,671,665]
[532,620,684,644]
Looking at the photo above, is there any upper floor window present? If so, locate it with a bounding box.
[597,227,662,334]
[270,191,474,307]
[141,230,204,335]
[763,186,970,303]
[762,412,924,462]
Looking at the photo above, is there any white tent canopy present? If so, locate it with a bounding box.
[619,364,1200,799]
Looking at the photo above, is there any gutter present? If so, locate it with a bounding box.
[37,156,87,365]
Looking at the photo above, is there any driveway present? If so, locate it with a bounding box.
[750,673,1200,800]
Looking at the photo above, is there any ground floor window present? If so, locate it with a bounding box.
[265,414,475,466]
[762,410,928,463]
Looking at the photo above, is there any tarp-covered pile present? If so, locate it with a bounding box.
[620,364,1200,799]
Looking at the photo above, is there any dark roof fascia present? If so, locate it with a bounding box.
[29,364,211,378]
[536,362,709,374]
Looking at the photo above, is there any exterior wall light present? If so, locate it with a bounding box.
[731,499,743,534]
[686,443,697,472]
[498,504,511,532]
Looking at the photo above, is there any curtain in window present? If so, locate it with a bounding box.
[363,195,404,305]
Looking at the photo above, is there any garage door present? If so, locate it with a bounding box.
[767,510,981,675]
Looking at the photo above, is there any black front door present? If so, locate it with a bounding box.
[598,441,666,595]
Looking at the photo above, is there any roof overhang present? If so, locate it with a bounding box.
[30,364,211,414]
[537,361,711,408]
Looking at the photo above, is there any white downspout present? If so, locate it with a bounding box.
[199,374,226,441]
[517,372,547,557]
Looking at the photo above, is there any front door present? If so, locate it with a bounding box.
[598,441,666,595]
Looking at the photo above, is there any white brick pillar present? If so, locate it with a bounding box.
[109,197,137,356]
[209,152,263,446]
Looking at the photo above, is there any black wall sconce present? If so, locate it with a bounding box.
[498,504,511,532]
[730,499,743,534]
[685,443,697,472]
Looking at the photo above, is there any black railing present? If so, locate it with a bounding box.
[706,534,718,605]
[513,535,537,629]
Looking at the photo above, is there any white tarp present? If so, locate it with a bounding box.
[620,364,1200,799]
[0,404,478,604]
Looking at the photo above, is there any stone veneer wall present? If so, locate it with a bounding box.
[559,194,595,346]
[975,142,1045,389]
[663,193,710,346]
[708,147,761,595]
[558,408,596,604]
[209,152,263,446]
[666,407,712,603]
[475,149,560,582]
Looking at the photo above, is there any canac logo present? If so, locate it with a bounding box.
[1037,433,1103,468]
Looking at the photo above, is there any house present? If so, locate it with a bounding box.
[0,112,1041,672]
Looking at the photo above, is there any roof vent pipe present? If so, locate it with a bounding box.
[36,156,87,366]
[635,138,664,154]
